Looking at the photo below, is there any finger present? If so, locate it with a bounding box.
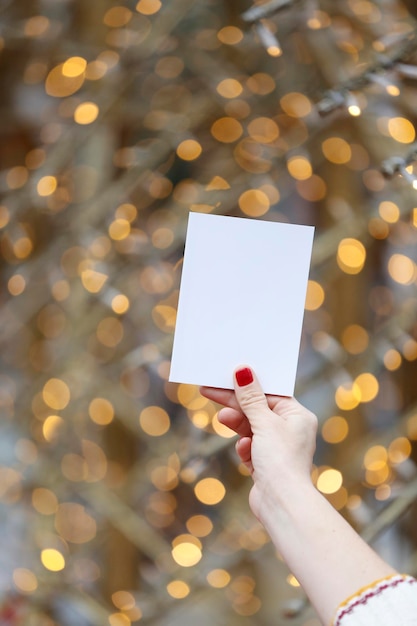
[200,385,281,412]
[236,437,253,472]
[199,386,240,411]
[233,366,272,428]
[217,407,252,438]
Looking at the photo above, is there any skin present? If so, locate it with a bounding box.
[200,366,397,626]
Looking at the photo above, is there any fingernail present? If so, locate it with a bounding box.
[236,367,254,387]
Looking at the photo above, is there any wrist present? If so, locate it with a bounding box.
[255,474,318,540]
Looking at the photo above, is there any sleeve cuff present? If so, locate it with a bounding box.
[332,574,417,626]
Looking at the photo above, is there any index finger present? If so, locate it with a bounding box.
[200,385,282,411]
[199,386,240,411]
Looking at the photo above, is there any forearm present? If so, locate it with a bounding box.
[259,479,397,625]
[202,375,401,623]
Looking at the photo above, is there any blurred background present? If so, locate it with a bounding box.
[1,0,417,624]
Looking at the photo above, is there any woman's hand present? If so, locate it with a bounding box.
[200,365,318,522]
[202,365,398,626]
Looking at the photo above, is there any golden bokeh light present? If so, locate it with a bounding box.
[335,382,361,410]
[55,502,97,544]
[384,348,402,371]
[171,534,202,567]
[238,189,270,216]
[25,16,50,37]
[155,56,184,79]
[116,203,137,221]
[287,574,301,587]
[287,155,312,180]
[194,477,226,505]
[305,280,325,310]
[211,117,243,143]
[139,406,170,436]
[375,484,391,501]
[246,72,275,94]
[13,568,38,594]
[207,569,231,588]
[108,613,131,626]
[176,139,202,161]
[366,465,391,487]
[322,416,349,444]
[45,63,85,97]
[337,238,366,274]
[378,200,400,223]
[111,294,130,314]
[43,415,65,442]
[186,514,213,537]
[42,378,71,410]
[166,580,190,598]
[368,217,389,240]
[62,56,87,77]
[89,397,115,425]
[41,548,66,572]
[8,274,26,296]
[387,254,415,285]
[387,117,415,143]
[403,339,417,361]
[217,26,244,45]
[348,103,361,117]
[296,174,327,202]
[81,269,108,293]
[112,591,136,610]
[136,0,161,15]
[297,175,326,201]
[341,324,369,354]
[316,468,343,494]
[6,166,28,189]
[177,384,207,410]
[74,102,99,124]
[232,594,261,616]
[217,78,243,98]
[85,60,108,80]
[364,445,388,471]
[152,304,176,332]
[354,372,379,403]
[96,317,124,347]
[322,137,352,164]
[104,6,132,27]
[280,92,312,117]
[388,437,412,464]
[108,218,131,241]
[307,10,332,29]
[151,227,174,249]
[37,175,57,196]
[247,117,279,143]
[32,488,58,515]
[189,410,210,429]
[0,204,10,227]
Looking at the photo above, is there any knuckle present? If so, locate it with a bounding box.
[239,388,266,410]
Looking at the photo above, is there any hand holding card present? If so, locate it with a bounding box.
[169,212,314,396]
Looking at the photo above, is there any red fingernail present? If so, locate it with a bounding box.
[236,367,254,387]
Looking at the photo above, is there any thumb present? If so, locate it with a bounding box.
[234,366,271,427]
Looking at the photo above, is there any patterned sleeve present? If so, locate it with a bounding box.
[332,574,417,626]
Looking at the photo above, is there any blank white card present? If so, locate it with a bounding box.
[169,212,315,396]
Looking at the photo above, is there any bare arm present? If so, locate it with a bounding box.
[201,366,397,625]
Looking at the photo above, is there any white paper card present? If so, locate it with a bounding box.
[169,212,314,396]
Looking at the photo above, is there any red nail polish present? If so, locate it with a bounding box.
[236,367,254,387]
